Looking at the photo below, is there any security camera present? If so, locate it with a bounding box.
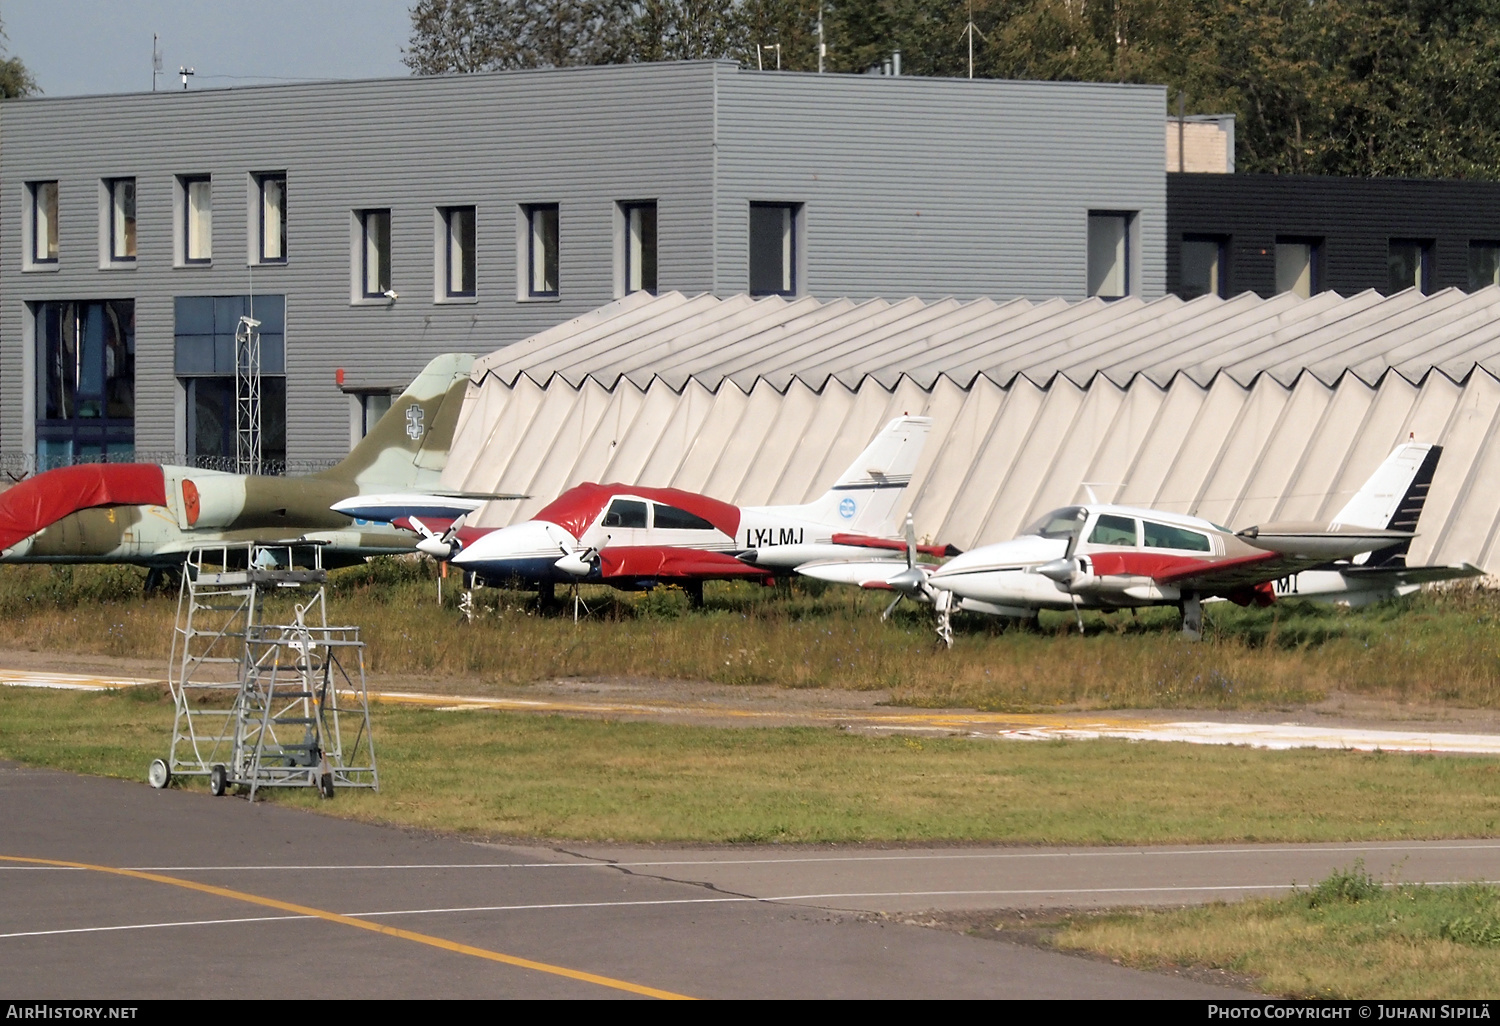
[383,289,398,301]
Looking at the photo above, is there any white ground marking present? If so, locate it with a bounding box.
[0,669,162,691]
[5,881,1494,941]
[7,668,1500,754]
[0,842,1498,872]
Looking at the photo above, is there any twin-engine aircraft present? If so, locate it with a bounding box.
[340,416,944,603]
[0,354,497,582]
[804,442,1481,641]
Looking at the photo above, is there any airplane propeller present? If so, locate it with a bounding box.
[413,513,468,561]
[1034,521,1087,633]
[877,514,956,648]
[549,530,607,623]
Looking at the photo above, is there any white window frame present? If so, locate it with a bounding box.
[616,200,658,297]
[351,208,392,302]
[25,180,59,270]
[517,203,559,300]
[99,177,137,268]
[438,205,477,300]
[252,172,286,265]
[176,174,212,265]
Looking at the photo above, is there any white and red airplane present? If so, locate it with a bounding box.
[801,442,1482,642]
[337,415,948,604]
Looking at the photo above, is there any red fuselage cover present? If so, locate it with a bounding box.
[0,464,167,551]
[532,482,742,540]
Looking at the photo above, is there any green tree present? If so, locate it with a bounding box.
[0,17,37,97]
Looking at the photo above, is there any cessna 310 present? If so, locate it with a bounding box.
[0,353,503,583]
[344,415,945,605]
[802,442,1481,643]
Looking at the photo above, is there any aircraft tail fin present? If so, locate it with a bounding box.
[1331,442,1442,568]
[778,415,932,534]
[317,353,475,491]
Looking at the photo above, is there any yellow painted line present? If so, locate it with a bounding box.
[0,854,692,1000]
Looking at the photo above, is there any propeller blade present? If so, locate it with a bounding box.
[904,513,917,572]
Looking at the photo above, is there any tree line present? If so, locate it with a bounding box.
[406,0,1500,179]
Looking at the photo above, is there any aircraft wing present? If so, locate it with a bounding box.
[828,533,961,558]
[331,493,508,523]
[796,557,911,589]
[1336,562,1485,586]
[1149,551,1323,595]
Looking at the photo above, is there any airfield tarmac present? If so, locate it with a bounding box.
[7,658,1500,997]
[7,761,1500,999]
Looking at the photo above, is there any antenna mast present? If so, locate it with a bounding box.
[962,0,985,79]
[152,34,162,92]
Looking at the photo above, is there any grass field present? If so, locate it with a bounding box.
[1045,865,1500,999]
[2,560,1500,712]
[4,684,1500,843]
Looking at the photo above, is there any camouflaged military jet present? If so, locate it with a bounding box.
[0,353,495,585]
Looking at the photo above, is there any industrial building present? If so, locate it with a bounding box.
[1167,172,1500,301]
[441,287,1500,574]
[0,61,1167,473]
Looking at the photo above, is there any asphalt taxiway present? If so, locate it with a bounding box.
[5,761,1500,999]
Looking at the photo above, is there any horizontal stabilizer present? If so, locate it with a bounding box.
[830,532,960,558]
[332,492,521,524]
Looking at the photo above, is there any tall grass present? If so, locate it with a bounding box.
[1,560,1498,710]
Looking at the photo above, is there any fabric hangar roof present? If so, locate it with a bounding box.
[471,286,1500,392]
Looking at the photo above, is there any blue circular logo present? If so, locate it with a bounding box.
[839,497,856,520]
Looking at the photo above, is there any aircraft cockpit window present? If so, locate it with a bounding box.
[1088,514,1138,546]
[1022,506,1087,539]
[601,498,648,529]
[1143,520,1211,552]
[654,503,715,531]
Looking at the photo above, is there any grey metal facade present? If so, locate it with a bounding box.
[0,61,1165,466]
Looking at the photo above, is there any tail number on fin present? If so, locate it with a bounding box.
[745,527,806,548]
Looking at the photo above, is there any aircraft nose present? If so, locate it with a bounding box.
[453,520,570,566]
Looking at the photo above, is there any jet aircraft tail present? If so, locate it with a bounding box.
[773,416,932,535]
[1331,442,1442,567]
[316,353,475,492]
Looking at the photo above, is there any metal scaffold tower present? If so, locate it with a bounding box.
[147,542,378,800]
[234,314,262,475]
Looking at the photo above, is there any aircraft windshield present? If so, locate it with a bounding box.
[1022,506,1088,540]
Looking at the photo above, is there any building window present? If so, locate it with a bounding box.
[1087,211,1132,299]
[1389,239,1432,295]
[1275,238,1321,298]
[29,181,59,265]
[359,209,392,298]
[1180,235,1227,299]
[1469,242,1500,291]
[442,206,476,297]
[180,175,212,263]
[34,300,135,469]
[353,390,393,439]
[257,173,286,263]
[749,202,799,296]
[106,178,136,263]
[174,295,286,472]
[525,204,559,297]
[621,201,658,294]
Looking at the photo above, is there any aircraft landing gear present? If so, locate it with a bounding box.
[933,589,955,649]
[682,580,704,610]
[1179,591,1203,640]
[143,567,179,597]
[537,580,558,613]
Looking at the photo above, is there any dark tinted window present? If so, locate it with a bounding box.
[654,503,715,531]
[1088,514,1138,546]
[602,498,647,529]
[1143,520,1211,552]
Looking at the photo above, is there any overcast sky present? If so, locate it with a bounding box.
[3,0,413,96]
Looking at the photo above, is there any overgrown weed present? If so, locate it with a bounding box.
[0,562,1498,710]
